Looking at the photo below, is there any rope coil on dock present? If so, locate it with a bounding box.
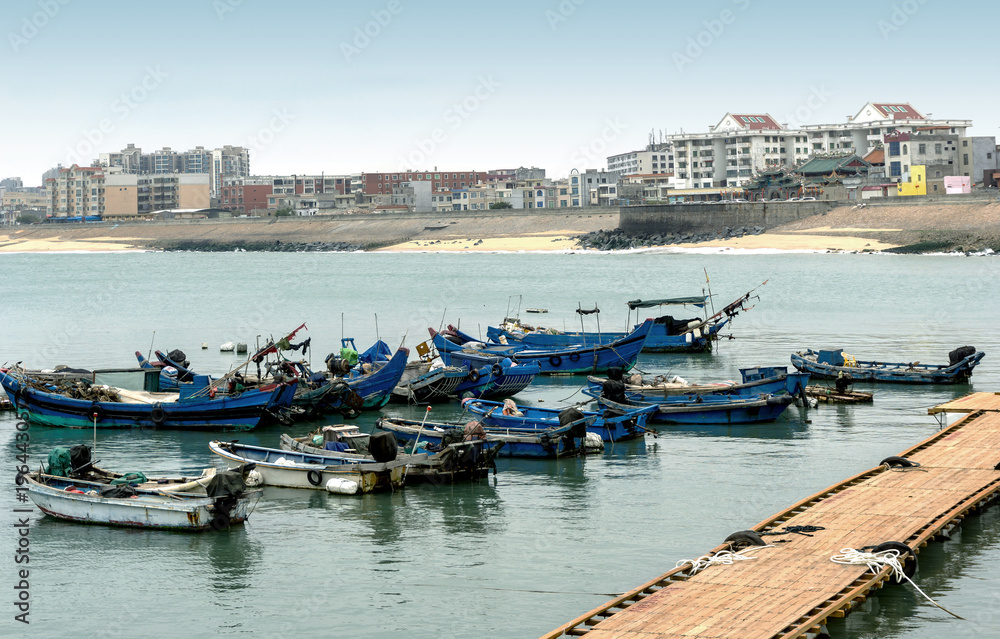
[830,548,963,620]
[675,545,774,577]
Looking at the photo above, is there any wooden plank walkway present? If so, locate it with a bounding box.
[542,395,1000,639]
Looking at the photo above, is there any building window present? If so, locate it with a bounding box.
[890,161,901,177]
[935,143,942,154]
[964,153,969,165]
[888,142,900,156]
[918,144,926,154]
[963,140,968,147]
[902,144,907,154]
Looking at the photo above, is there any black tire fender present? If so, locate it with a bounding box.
[467,369,481,383]
[307,470,323,486]
[880,455,920,469]
[210,513,232,531]
[724,530,766,548]
[569,352,581,363]
[549,355,562,368]
[872,541,917,581]
[491,363,503,378]
[150,404,166,426]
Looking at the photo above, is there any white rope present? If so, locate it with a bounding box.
[831,547,963,620]
[675,545,773,576]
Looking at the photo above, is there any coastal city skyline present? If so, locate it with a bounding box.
[3,0,998,184]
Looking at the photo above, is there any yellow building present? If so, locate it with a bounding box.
[896,165,926,196]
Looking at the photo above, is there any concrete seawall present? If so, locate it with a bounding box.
[619,201,839,235]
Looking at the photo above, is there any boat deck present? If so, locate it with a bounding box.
[542,392,1000,639]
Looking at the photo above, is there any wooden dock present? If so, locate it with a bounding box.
[542,392,1000,639]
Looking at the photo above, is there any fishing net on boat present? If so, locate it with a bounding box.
[46,448,73,477]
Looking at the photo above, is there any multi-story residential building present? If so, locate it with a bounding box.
[664,103,972,189]
[607,146,674,177]
[361,170,491,195]
[209,146,250,198]
[0,177,24,189]
[44,165,106,218]
[569,169,618,206]
[1,187,48,224]
[220,174,352,214]
[95,143,249,199]
[391,181,433,212]
[103,173,210,218]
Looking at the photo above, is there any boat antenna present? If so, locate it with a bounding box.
[438,308,447,333]
[704,268,716,317]
[374,313,380,345]
[341,313,345,343]
[146,330,156,360]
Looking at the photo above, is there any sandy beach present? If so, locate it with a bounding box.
[0,233,145,253]
[2,200,997,254]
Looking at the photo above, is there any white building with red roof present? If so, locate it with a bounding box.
[659,103,972,189]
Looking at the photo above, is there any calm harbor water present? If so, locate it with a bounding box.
[2,249,999,639]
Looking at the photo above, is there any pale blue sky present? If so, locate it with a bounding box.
[2,0,994,184]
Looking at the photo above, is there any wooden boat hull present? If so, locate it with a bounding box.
[23,474,255,531]
[209,441,405,493]
[588,367,810,400]
[463,399,657,442]
[377,418,589,459]
[452,361,539,400]
[391,363,469,403]
[487,317,729,353]
[592,393,795,425]
[1,371,296,431]
[791,349,984,384]
[279,433,497,485]
[437,320,653,376]
[804,385,873,404]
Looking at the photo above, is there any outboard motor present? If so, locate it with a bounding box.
[949,345,976,366]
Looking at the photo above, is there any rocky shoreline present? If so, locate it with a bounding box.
[577,226,766,251]
[159,239,372,252]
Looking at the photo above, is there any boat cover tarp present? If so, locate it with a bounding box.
[206,468,246,498]
[627,296,706,309]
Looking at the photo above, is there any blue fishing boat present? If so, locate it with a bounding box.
[583,387,796,425]
[791,347,985,384]
[461,398,657,442]
[1,367,296,431]
[375,416,594,459]
[433,319,653,376]
[390,359,470,403]
[587,366,810,400]
[291,342,409,416]
[486,285,765,353]
[451,358,539,400]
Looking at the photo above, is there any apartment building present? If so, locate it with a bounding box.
[607,146,674,177]
[44,165,106,218]
[220,174,352,213]
[663,103,972,189]
[95,143,250,198]
[362,170,491,195]
[103,173,210,218]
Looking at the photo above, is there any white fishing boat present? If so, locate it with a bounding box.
[209,440,406,493]
[21,468,258,531]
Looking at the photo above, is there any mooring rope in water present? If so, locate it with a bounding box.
[675,545,774,576]
[830,548,964,620]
